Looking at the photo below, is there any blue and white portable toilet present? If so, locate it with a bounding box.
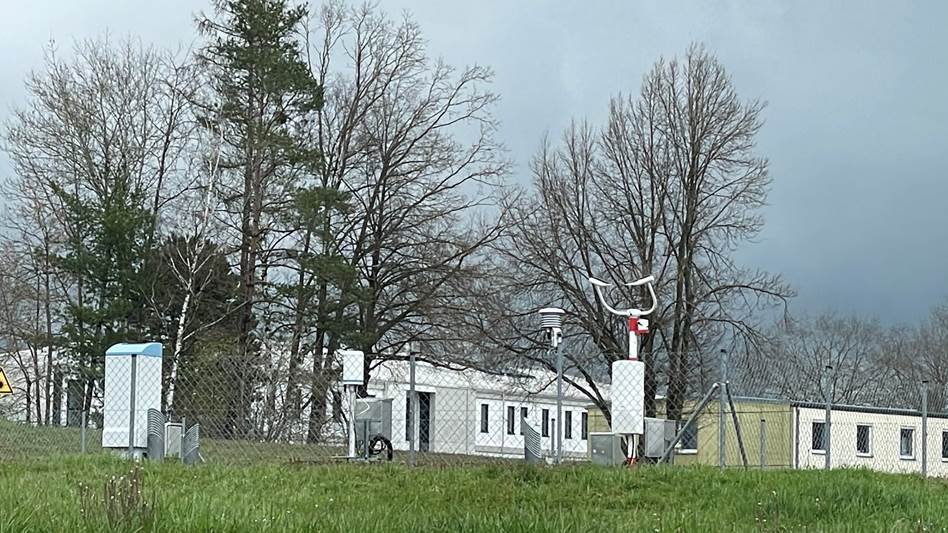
[102,342,163,456]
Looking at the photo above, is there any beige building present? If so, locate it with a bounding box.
[588,397,946,475]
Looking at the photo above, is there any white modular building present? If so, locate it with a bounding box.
[361,360,605,459]
[793,402,948,476]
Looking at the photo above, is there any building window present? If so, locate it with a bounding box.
[506,406,515,435]
[520,407,528,435]
[480,404,489,434]
[581,412,588,440]
[855,425,871,456]
[942,431,948,461]
[542,409,550,437]
[680,422,698,452]
[405,394,412,441]
[900,427,915,459]
[564,411,572,439]
[811,421,826,452]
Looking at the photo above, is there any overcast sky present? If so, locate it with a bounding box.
[1,1,946,323]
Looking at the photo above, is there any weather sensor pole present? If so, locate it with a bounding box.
[589,274,657,464]
[539,307,565,464]
[340,349,366,460]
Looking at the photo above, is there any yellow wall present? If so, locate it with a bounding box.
[586,399,794,468]
[670,400,793,468]
[587,405,611,434]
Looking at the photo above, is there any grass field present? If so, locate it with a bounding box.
[1,455,948,532]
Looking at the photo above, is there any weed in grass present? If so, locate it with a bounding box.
[78,464,157,530]
[753,489,784,532]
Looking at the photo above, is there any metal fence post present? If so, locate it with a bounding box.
[719,349,727,469]
[759,418,766,469]
[922,380,929,477]
[81,410,87,454]
[501,387,507,458]
[555,343,563,465]
[128,353,138,459]
[725,385,749,469]
[409,349,417,467]
[823,365,833,470]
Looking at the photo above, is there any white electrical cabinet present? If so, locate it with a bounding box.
[102,342,163,451]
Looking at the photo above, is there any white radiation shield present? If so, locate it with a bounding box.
[611,359,645,435]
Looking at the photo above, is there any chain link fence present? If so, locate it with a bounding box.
[0,345,943,477]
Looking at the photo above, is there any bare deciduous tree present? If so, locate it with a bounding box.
[266,2,510,441]
[871,306,948,412]
[480,44,791,423]
[3,37,197,416]
[743,314,890,404]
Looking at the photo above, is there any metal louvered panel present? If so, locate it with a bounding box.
[523,418,542,464]
[183,424,201,465]
[146,409,165,461]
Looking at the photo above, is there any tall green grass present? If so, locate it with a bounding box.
[1,455,947,532]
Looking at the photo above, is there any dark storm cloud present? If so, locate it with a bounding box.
[2,0,945,321]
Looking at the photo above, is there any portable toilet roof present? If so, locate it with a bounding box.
[105,343,162,357]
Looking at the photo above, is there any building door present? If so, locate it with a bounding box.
[418,392,432,452]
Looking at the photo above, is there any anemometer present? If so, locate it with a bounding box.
[589,274,658,463]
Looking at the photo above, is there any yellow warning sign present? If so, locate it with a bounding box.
[0,368,12,395]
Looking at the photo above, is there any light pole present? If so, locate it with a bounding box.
[589,274,657,464]
[539,307,565,464]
